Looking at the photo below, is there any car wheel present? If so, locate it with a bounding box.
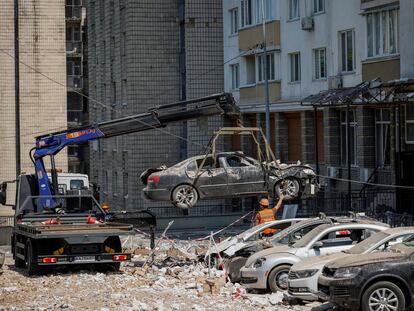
[268,264,291,292]
[172,184,198,209]
[275,177,300,201]
[362,281,405,311]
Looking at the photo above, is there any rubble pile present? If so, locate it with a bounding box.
[0,235,329,310]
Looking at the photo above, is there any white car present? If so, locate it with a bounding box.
[287,227,414,301]
[240,222,389,292]
[204,218,305,264]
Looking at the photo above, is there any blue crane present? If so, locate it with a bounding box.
[30,93,239,211]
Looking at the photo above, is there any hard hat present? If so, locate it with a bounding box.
[102,202,110,210]
[259,198,269,207]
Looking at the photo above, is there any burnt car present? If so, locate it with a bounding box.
[141,151,318,209]
[318,239,414,311]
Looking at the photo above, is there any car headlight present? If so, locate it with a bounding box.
[333,267,361,278]
[253,258,266,268]
[295,269,319,278]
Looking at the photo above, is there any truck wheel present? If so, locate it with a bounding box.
[14,236,25,268]
[268,264,291,292]
[25,240,39,275]
[362,281,405,311]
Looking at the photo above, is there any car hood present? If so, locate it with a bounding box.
[291,252,346,272]
[326,247,413,269]
[245,245,295,267]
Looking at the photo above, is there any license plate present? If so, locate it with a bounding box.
[74,256,95,262]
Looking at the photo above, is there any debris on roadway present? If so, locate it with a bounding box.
[0,234,332,310]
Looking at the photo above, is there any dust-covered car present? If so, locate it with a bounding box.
[141,151,318,209]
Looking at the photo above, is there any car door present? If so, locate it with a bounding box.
[224,154,266,195]
[191,156,229,198]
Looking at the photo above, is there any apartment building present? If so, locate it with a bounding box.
[0,0,68,207]
[223,0,414,212]
[66,0,89,173]
[87,0,225,214]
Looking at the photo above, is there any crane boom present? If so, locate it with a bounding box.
[33,93,239,210]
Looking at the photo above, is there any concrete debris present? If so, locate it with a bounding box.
[0,235,329,311]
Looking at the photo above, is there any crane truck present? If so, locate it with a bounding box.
[0,93,239,275]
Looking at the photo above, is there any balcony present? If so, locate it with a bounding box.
[239,81,281,104]
[67,75,83,89]
[65,5,81,20]
[66,41,83,55]
[68,111,83,126]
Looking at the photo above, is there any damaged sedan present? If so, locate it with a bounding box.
[141,151,318,209]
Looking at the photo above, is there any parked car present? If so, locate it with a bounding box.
[239,222,388,293]
[318,237,414,311]
[288,227,414,301]
[225,215,383,282]
[141,151,318,209]
[204,218,306,264]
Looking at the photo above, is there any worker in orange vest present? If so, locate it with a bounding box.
[255,195,284,236]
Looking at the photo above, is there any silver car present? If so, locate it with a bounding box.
[288,227,414,301]
[239,222,388,293]
[141,151,318,209]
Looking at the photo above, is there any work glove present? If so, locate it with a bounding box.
[55,207,65,214]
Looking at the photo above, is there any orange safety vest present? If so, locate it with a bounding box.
[257,208,276,235]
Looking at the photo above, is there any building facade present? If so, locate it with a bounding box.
[223,0,414,212]
[86,0,226,214]
[0,0,68,207]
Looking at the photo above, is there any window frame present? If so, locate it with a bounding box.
[289,52,301,82]
[312,0,325,14]
[230,63,240,90]
[313,47,327,80]
[405,104,414,144]
[375,109,391,167]
[230,7,239,35]
[241,0,253,28]
[257,53,276,82]
[366,8,399,58]
[288,0,300,20]
[340,109,358,167]
[339,29,356,73]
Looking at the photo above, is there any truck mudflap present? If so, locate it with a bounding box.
[37,253,131,265]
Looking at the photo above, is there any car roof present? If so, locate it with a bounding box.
[383,227,414,235]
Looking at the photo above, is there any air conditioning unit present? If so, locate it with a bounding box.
[328,75,343,89]
[301,17,314,31]
[327,166,339,178]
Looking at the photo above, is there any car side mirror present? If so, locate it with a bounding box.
[313,241,323,249]
[0,183,7,205]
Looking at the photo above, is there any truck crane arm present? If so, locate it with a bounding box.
[32,93,239,210]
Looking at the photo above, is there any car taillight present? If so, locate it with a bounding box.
[113,255,128,261]
[148,176,160,184]
[42,257,58,263]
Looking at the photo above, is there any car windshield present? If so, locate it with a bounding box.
[271,220,310,245]
[344,231,390,254]
[236,223,269,240]
[402,234,414,247]
[292,224,332,248]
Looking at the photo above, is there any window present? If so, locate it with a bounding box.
[230,8,239,34]
[313,48,327,80]
[257,53,275,82]
[255,0,276,23]
[230,64,240,89]
[405,105,414,144]
[113,171,118,195]
[340,30,355,72]
[313,0,324,14]
[70,179,84,190]
[375,109,391,167]
[340,110,357,166]
[241,0,252,27]
[66,25,81,42]
[67,60,82,76]
[246,55,256,84]
[289,52,301,82]
[289,0,300,20]
[366,8,399,58]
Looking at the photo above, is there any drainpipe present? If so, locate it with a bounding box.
[14,0,21,178]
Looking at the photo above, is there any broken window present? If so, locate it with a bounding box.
[196,157,216,170]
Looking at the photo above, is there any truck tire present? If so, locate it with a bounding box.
[14,236,25,268]
[361,281,405,311]
[25,239,40,275]
[274,177,300,201]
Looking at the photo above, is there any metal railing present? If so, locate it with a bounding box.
[67,76,83,89]
[65,6,81,19]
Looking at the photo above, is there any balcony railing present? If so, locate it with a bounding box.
[67,76,83,89]
[66,41,83,54]
[65,5,81,19]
